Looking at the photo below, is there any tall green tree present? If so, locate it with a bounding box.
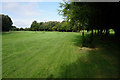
[1,14,13,31]
[31,21,38,31]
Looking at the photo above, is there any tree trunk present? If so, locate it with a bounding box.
[100,29,103,35]
[97,29,100,35]
[82,29,85,47]
[82,30,84,41]
[95,29,97,35]
[91,29,93,36]
[105,29,109,36]
[90,29,94,47]
[114,28,120,39]
[103,29,105,34]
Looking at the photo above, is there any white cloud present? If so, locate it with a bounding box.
[2,2,41,16]
[2,3,18,10]
[13,19,33,28]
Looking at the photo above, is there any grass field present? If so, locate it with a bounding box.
[2,31,120,78]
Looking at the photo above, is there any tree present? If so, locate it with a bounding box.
[1,14,13,31]
[58,2,90,43]
[30,21,62,32]
[20,27,24,31]
[11,26,16,31]
[59,2,120,37]
[24,28,31,31]
[31,21,38,31]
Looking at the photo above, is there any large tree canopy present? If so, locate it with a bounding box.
[1,14,13,31]
[59,2,120,36]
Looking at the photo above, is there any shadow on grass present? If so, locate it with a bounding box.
[2,31,23,35]
[59,34,120,78]
[59,52,120,78]
[72,34,97,48]
[2,32,13,35]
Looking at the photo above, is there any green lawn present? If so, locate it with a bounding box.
[2,31,120,78]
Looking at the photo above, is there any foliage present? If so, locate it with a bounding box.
[30,21,73,32]
[1,14,13,31]
[58,2,120,37]
[20,27,24,31]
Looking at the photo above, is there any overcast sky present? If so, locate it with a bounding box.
[1,1,63,28]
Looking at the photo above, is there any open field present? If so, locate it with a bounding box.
[2,31,120,78]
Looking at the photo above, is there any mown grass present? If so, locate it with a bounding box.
[2,31,120,78]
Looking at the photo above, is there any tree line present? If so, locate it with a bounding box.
[58,2,120,47]
[1,14,85,32]
[30,20,83,32]
[58,2,120,37]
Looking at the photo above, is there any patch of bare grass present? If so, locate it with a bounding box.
[79,47,99,51]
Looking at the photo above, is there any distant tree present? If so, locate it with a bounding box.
[56,23,61,31]
[15,28,20,31]
[24,28,31,31]
[11,26,16,31]
[20,27,24,31]
[38,22,44,31]
[31,21,38,31]
[30,21,62,32]
[52,26,57,31]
